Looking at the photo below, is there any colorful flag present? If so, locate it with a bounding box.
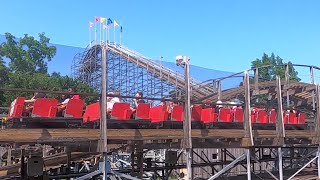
[103,25,107,29]
[89,22,94,28]
[107,18,113,26]
[100,17,106,23]
[114,20,119,27]
[120,26,123,33]
[95,17,100,22]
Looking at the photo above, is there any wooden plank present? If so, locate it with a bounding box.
[0,129,315,143]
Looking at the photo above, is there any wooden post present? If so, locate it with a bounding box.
[42,145,47,157]
[241,71,254,147]
[66,151,71,173]
[312,85,320,144]
[136,142,144,179]
[254,68,259,95]
[310,67,315,84]
[275,76,285,146]
[285,64,290,107]
[311,67,316,110]
[217,80,222,101]
[20,149,25,180]
[7,148,12,166]
[130,151,135,177]
[212,80,216,93]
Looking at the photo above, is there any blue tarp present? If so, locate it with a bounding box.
[0,34,241,89]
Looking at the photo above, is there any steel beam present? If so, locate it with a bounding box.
[208,153,246,180]
[287,156,318,180]
[318,146,320,178]
[101,43,108,180]
[112,170,141,180]
[247,149,252,180]
[75,169,102,180]
[251,157,278,180]
[278,147,283,180]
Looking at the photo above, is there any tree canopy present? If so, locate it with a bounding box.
[0,32,56,73]
[250,53,301,105]
[0,33,96,107]
[251,53,300,82]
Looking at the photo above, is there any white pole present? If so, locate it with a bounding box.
[114,24,116,45]
[101,24,104,44]
[100,21,102,44]
[120,27,122,46]
[104,23,106,43]
[94,22,97,45]
[89,22,91,47]
[278,147,283,180]
[101,46,108,180]
[107,27,110,44]
[318,146,320,178]
[246,149,251,180]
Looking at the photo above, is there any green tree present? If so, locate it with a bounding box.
[251,53,300,82]
[0,59,9,85]
[0,32,56,73]
[0,33,97,107]
[1,72,97,106]
[250,53,300,105]
[0,59,9,105]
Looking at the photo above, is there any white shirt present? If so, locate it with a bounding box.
[107,97,120,110]
[61,98,70,105]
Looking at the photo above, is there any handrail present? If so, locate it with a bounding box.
[196,63,320,88]
[108,44,203,85]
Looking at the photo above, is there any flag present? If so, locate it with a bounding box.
[100,17,106,23]
[95,17,100,22]
[114,20,119,27]
[107,18,113,26]
[103,25,107,29]
[89,22,94,28]
[120,26,123,33]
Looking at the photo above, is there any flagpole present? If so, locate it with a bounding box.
[102,22,107,43]
[106,22,108,43]
[100,21,102,44]
[114,24,116,45]
[102,23,104,44]
[107,27,109,44]
[120,26,122,46]
[89,22,91,47]
[94,22,97,45]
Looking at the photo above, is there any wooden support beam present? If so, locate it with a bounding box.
[212,80,216,93]
[20,149,25,179]
[254,68,259,95]
[217,80,222,101]
[285,64,290,107]
[136,142,144,178]
[7,148,11,166]
[274,76,285,146]
[242,71,254,147]
[0,129,315,144]
[310,67,315,85]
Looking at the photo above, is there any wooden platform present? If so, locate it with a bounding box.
[0,128,316,152]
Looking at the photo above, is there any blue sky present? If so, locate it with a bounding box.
[0,0,320,77]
